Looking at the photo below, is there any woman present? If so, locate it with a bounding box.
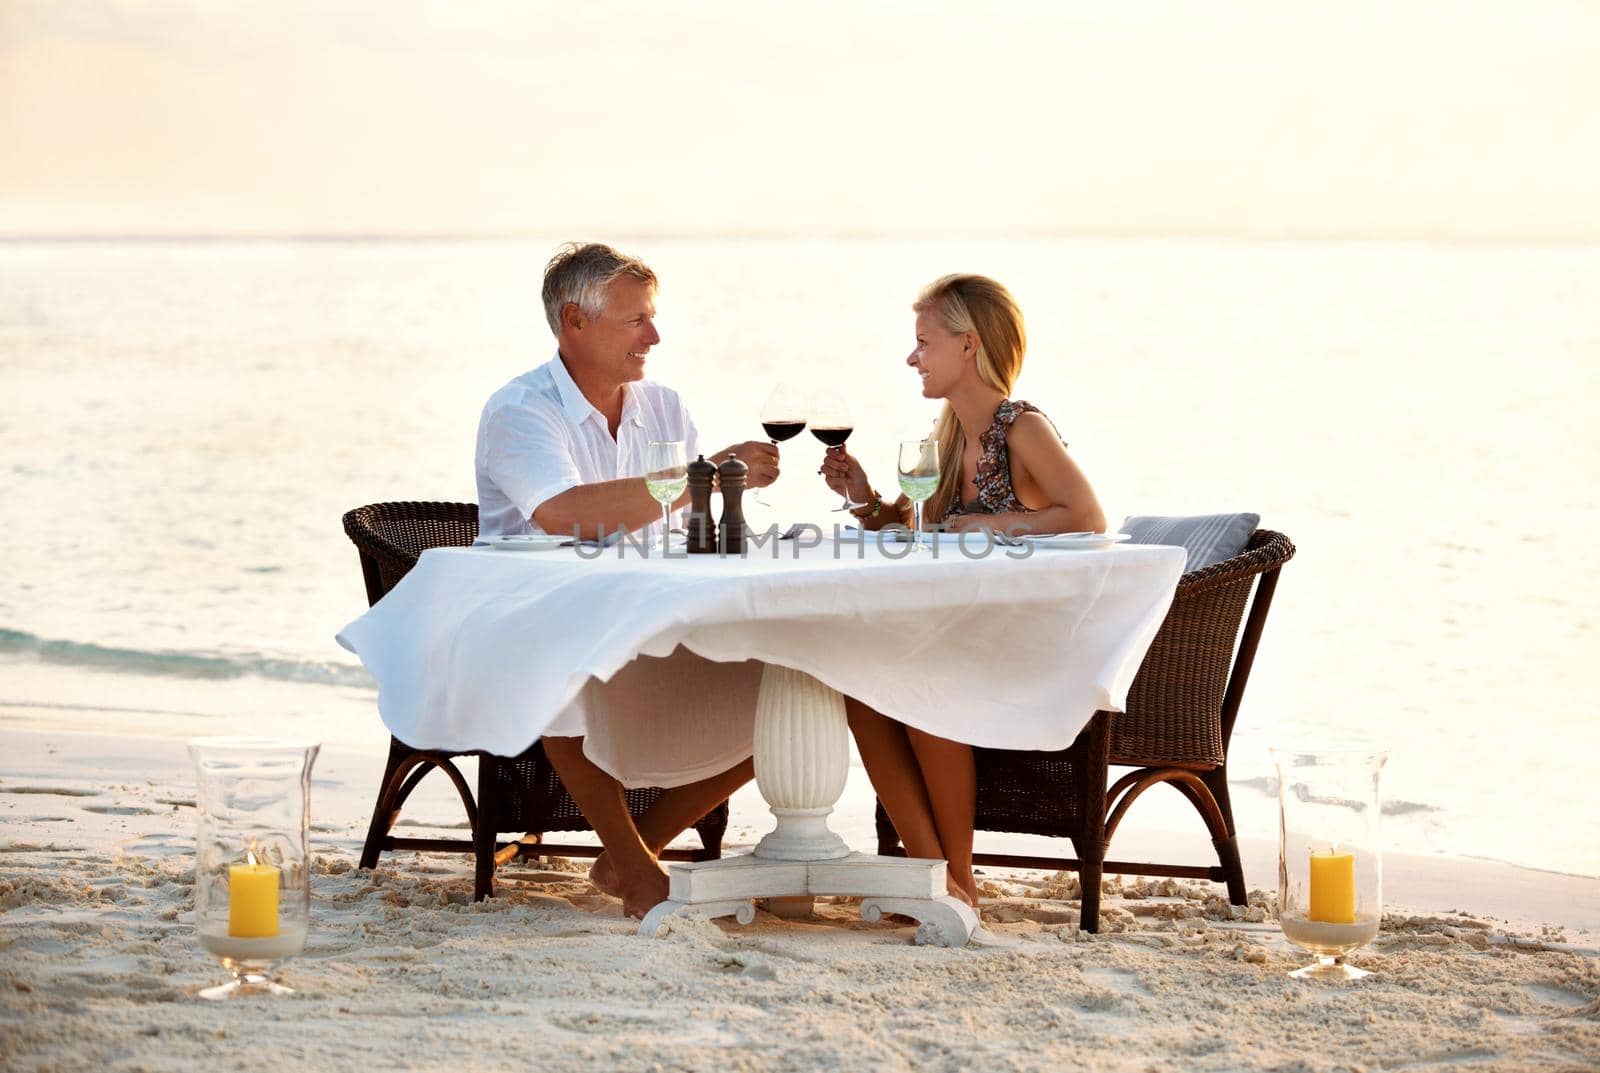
[818,274,1106,906]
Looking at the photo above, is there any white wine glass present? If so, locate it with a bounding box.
[810,389,859,511]
[644,440,688,557]
[897,439,940,552]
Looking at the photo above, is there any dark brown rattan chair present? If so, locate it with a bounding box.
[343,501,729,900]
[874,528,1295,932]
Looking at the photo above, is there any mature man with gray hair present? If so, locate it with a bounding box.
[474,242,779,916]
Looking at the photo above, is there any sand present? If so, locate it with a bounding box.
[2,729,1597,1072]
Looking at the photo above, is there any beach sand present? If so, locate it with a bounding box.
[2,728,1597,1072]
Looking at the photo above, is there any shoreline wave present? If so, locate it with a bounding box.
[0,627,373,690]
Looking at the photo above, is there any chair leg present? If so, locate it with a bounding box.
[692,805,728,862]
[874,800,902,857]
[1073,836,1106,934]
[1201,767,1248,905]
[473,758,500,901]
[1163,770,1249,907]
[473,823,497,901]
[360,739,417,871]
[1212,833,1248,906]
[1078,713,1111,933]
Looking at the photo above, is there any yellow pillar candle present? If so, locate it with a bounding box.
[228,861,281,938]
[1308,849,1356,924]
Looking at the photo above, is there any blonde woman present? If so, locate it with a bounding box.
[818,274,1106,905]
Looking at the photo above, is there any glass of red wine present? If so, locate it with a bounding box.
[809,388,861,512]
[760,383,809,446]
[755,384,808,506]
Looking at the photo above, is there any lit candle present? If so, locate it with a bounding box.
[228,847,281,938]
[1308,848,1356,924]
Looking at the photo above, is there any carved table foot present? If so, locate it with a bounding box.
[860,896,981,947]
[638,898,757,937]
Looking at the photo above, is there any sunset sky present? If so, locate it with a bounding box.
[2,0,1596,239]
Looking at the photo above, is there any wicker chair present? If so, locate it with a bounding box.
[874,529,1295,932]
[343,501,729,901]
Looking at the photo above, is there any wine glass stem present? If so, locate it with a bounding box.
[752,439,776,505]
[913,501,924,545]
[660,503,671,556]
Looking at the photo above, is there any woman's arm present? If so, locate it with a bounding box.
[946,412,1106,535]
[818,447,911,531]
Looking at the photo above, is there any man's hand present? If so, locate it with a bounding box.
[715,441,781,489]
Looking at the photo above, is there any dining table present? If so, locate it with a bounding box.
[336,528,1185,946]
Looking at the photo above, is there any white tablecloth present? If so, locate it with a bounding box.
[336,539,1185,787]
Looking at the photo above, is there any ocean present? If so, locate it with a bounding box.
[2,237,1596,877]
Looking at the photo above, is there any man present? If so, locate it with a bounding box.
[475,242,779,917]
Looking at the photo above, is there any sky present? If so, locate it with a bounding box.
[1,0,1597,240]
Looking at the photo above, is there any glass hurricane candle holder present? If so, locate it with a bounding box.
[1270,746,1387,981]
[188,737,319,999]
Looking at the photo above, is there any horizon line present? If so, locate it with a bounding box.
[3,229,1599,248]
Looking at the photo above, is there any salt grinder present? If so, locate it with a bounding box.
[717,453,748,555]
[685,454,718,555]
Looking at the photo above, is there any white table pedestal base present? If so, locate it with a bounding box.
[639,664,980,948]
[638,852,979,947]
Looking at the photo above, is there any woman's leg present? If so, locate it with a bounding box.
[845,697,973,906]
[905,727,979,905]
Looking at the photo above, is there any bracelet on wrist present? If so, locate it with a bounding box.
[849,494,883,520]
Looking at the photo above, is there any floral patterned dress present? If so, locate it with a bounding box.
[941,399,1064,521]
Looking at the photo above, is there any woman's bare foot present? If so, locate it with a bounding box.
[946,868,977,907]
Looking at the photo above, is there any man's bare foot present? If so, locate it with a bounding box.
[588,853,621,898]
[615,864,670,919]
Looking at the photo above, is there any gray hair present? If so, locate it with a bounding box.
[541,242,658,335]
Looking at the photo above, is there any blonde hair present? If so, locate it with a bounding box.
[541,242,658,335]
[914,275,1027,523]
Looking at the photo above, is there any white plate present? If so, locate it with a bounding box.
[880,530,992,546]
[480,534,573,551]
[1024,532,1131,550]
[879,530,1038,549]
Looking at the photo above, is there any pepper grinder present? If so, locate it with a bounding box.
[717,453,748,555]
[685,454,718,554]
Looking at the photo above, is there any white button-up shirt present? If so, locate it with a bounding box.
[475,353,700,539]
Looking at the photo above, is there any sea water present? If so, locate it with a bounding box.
[1,237,1596,877]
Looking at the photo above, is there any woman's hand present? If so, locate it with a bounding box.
[818,446,873,506]
[944,513,993,534]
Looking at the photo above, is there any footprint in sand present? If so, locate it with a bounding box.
[547,1009,674,1035]
[1083,967,1154,996]
[81,805,159,816]
[980,898,1078,926]
[1519,982,1593,1010]
[118,832,188,857]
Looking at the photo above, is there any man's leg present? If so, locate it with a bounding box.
[540,736,667,918]
[589,756,755,895]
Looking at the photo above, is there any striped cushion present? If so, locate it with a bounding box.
[1120,513,1259,573]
